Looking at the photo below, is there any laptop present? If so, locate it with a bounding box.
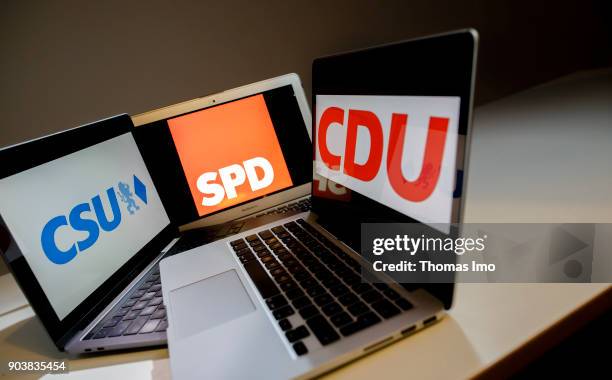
[131,73,313,234]
[0,74,314,354]
[160,29,478,379]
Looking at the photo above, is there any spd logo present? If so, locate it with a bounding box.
[315,94,460,224]
[168,94,293,216]
[41,175,148,265]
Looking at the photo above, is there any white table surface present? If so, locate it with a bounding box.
[1,68,610,379]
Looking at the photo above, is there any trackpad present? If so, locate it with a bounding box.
[169,270,255,341]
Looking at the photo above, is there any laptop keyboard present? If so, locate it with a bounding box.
[83,267,167,340]
[230,218,413,357]
[82,198,312,343]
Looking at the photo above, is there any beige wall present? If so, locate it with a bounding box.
[0,0,610,147]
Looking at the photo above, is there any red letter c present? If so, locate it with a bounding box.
[317,107,344,170]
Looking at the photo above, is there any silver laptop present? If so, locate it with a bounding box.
[0,74,314,354]
[160,30,478,379]
[131,73,313,234]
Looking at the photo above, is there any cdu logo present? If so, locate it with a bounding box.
[41,175,148,265]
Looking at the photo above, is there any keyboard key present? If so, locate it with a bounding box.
[321,302,343,317]
[294,272,312,282]
[329,285,350,297]
[280,280,299,292]
[277,253,293,262]
[395,298,414,311]
[300,278,317,289]
[269,268,286,278]
[231,242,248,251]
[292,296,312,309]
[132,300,148,310]
[259,251,274,260]
[286,325,310,343]
[342,273,361,285]
[253,244,268,252]
[102,316,122,328]
[285,288,305,301]
[352,283,374,294]
[230,238,246,247]
[347,301,370,317]
[249,239,263,247]
[236,247,251,256]
[140,306,157,316]
[124,298,137,307]
[239,254,256,264]
[243,260,280,299]
[338,293,359,306]
[149,297,163,306]
[259,230,274,240]
[371,299,401,319]
[139,319,161,334]
[293,341,308,356]
[269,242,283,251]
[131,290,146,299]
[260,255,274,264]
[273,274,291,284]
[266,294,288,310]
[285,261,302,270]
[339,312,382,336]
[374,283,390,291]
[298,305,319,319]
[155,319,168,332]
[330,311,353,328]
[306,315,340,346]
[321,277,341,288]
[141,292,156,301]
[283,221,298,229]
[279,319,292,331]
[383,288,401,300]
[264,261,281,271]
[246,235,259,242]
[125,316,149,335]
[93,328,110,339]
[151,309,166,320]
[271,226,286,234]
[123,310,140,320]
[306,286,326,298]
[107,320,132,337]
[273,305,295,320]
[361,290,382,304]
[313,293,333,306]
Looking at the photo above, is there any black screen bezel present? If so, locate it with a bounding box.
[312,30,478,309]
[133,85,313,226]
[0,115,177,349]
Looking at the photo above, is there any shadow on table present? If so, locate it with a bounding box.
[322,315,482,380]
[1,314,169,378]
[2,312,480,380]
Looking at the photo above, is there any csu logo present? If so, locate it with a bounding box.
[41,175,148,265]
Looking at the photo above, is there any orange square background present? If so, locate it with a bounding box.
[168,94,293,216]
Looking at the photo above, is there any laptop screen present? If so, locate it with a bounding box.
[312,32,477,310]
[0,127,170,320]
[315,94,461,229]
[134,85,312,225]
[167,94,293,217]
